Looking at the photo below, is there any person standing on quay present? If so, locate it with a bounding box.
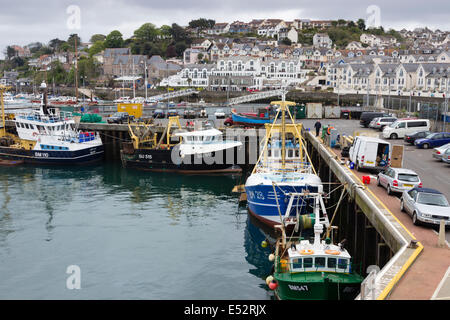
[314,120,322,137]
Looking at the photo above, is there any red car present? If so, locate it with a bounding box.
[224,117,233,126]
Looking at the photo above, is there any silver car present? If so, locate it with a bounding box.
[442,147,450,164]
[400,188,450,226]
[372,117,397,130]
[432,143,450,161]
[369,117,380,128]
[377,167,421,195]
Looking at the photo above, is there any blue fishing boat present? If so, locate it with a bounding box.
[244,91,323,227]
[231,108,273,127]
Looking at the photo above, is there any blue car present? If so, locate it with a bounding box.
[414,132,450,149]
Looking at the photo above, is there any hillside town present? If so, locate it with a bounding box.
[1,18,450,98]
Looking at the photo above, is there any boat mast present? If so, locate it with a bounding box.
[281,89,286,170]
[75,34,79,102]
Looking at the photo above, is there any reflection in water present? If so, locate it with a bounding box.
[244,215,276,280]
[0,162,273,299]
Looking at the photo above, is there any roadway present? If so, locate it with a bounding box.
[300,118,450,300]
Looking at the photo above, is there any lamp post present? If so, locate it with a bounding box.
[443,75,449,132]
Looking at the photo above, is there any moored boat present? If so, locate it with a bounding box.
[0,82,104,165]
[268,191,363,300]
[120,117,243,174]
[231,107,273,127]
[244,90,322,227]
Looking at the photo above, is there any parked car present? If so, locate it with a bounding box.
[153,109,166,118]
[404,131,431,144]
[349,136,391,171]
[167,109,178,117]
[214,108,226,119]
[442,147,450,164]
[107,112,133,124]
[224,117,233,126]
[377,167,422,195]
[414,132,450,149]
[382,119,430,139]
[360,112,390,128]
[432,143,450,161]
[183,109,197,119]
[368,117,380,128]
[373,117,397,130]
[400,187,450,227]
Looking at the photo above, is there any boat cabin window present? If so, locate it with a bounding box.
[274,149,280,158]
[295,149,300,157]
[304,258,313,268]
[328,257,337,268]
[288,149,293,158]
[291,258,302,269]
[268,149,272,157]
[315,257,326,267]
[338,258,348,270]
[24,123,30,129]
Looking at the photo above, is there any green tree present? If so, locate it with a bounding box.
[90,34,106,43]
[105,30,124,48]
[4,46,17,60]
[159,25,172,39]
[134,23,159,43]
[357,19,366,31]
[67,34,82,51]
[88,41,105,57]
[48,38,66,52]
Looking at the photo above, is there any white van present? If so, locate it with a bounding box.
[382,119,430,139]
[349,136,391,171]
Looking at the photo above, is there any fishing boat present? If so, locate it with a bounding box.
[268,191,363,300]
[231,107,273,127]
[244,90,322,227]
[0,82,104,165]
[120,117,243,174]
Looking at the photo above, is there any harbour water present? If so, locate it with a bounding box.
[0,163,274,299]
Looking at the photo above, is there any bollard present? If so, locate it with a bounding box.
[438,220,446,248]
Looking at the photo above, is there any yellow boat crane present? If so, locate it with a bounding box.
[0,85,12,137]
[127,116,182,150]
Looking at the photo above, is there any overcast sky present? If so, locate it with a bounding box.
[1,0,449,58]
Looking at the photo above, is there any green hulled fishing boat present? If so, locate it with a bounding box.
[268,190,363,300]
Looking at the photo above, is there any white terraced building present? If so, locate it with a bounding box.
[160,56,309,90]
[327,57,450,96]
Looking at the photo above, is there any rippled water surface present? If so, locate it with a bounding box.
[0,163,274,299]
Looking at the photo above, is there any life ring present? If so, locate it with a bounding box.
[299,249,314,255]
[327,126,335,135]
[325,249,341,255]
[32,132,38,137]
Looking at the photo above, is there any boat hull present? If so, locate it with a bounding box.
[231,113,272,127]
[245,184,320,226]
[0,145,104,165]
[120,147,242,174]
[274,272,363,300]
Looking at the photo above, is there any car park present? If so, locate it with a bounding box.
[377,167,422,195]
[432,143,450,161]
[153,109,166,118]
[414,132,450,149]
[382,119,430,139]
[404,131,431,144]
[107,112,134,124]
[400,187,450,227]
